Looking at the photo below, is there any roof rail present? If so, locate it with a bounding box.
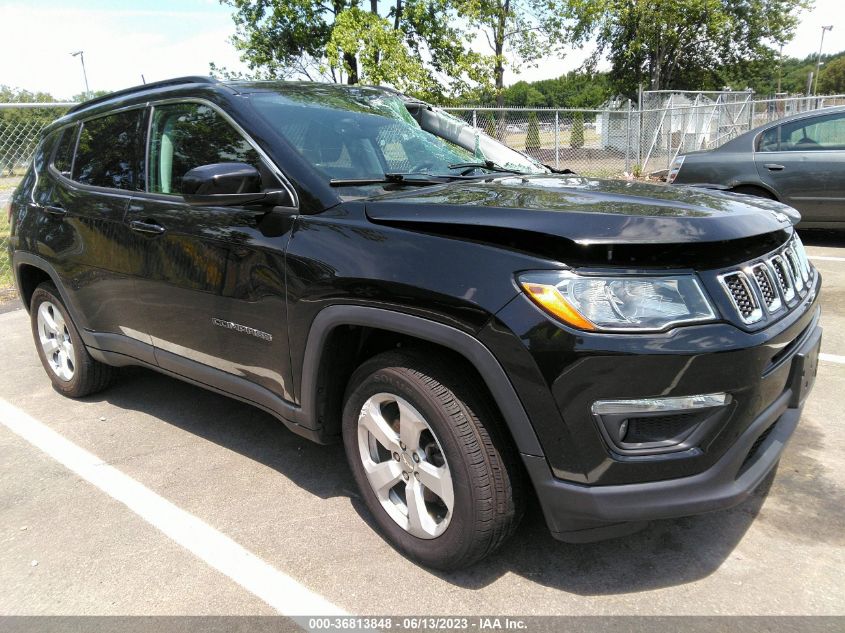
[67,76,217,114]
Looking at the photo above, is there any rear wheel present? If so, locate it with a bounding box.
[342,349,524,569]
[30,283,115,397]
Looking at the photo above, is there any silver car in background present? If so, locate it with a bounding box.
[669,106,845,228]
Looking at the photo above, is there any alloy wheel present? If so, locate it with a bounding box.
[37,301,75,381]
[356,393,454,539]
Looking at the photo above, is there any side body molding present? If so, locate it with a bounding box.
[299,305,544,456]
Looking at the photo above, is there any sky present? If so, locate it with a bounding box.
[1,0,844,100]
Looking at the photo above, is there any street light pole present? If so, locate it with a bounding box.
[814,25,833,95]
[70,51,90,97]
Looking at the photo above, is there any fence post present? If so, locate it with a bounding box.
[554,110,560,169]
[637,84,644,168]
[625,99,632,174]
[472,109,477,130]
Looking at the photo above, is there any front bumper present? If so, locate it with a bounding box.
[523,322,821,542]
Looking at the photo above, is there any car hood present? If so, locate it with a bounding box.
[363,175,795,245]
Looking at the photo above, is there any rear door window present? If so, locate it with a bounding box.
[148,102,261,195]
[778,112,845,151]
[72,109,146,190]
[757,126,780,152]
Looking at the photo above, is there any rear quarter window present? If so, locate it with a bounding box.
[52,125,79,177]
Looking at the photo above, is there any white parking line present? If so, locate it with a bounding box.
[0,398,346,618]
[820,353,845,365]
[810,255,845,262]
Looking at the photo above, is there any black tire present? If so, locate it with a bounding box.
[342,349,524,569]
[30,282,115,398]
[730,185,776,200]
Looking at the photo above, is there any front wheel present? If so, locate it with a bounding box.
[342,350,524,569]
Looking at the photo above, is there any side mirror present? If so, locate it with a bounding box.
[181,163,290,207]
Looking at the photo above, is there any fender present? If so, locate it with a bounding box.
[12,252,96,345]
[300,305,544,456]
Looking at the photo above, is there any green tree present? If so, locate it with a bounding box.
[819,56,845,94]
[567,0,811,97]
[218,0,482,99]
[456,0,574,106]
[570,111,584,149]
[525,111,540,151]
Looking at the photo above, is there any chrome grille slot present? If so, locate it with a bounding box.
[792,237,811,284]
[751,263,781,312]
[769,255,795,303]
[784,247,805,294]
[718,272,762,324]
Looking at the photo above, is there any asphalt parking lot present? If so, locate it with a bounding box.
[0,230,844,618]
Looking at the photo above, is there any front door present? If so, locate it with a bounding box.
[754,111,845,224]
[126,101,297,401]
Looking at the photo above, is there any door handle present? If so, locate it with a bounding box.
[764,163,785,171]
[129,219,166,235]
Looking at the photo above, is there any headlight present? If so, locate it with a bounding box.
[519,271,716,332]
[667,155,685,183]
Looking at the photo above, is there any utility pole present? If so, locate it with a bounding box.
[70,51,90,97]
[814,25,833,95]
[776,43,783,95]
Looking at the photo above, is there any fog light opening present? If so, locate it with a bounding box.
[592,393,731,456]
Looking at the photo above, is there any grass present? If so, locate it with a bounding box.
[0,183,16,298]
[0,175,23,192]
[1,210,13,292]
[502,128,600,151]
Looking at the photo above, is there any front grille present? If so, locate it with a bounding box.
[770,255,796,303]
[751,263,781,312]
[717,235,813,327]
[719,272,762,324]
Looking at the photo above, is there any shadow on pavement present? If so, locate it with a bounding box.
[89,365,781,596]
[798,229,845,248]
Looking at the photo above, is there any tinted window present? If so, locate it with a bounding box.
[757,126,780,152]
[148,103,260,195]
[778,112,845,151]
[52,124,78,176]
[73,110,146,190]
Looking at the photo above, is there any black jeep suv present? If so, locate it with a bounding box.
[7,77,822,569]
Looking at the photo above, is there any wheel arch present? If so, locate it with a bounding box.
[728,181,780,200]
[299,305,544,457]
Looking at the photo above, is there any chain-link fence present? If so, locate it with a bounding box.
[1,93,845,295]
[443,93,845,177]
[0,102,73,295]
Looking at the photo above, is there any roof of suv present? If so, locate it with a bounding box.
[65,76,405,118]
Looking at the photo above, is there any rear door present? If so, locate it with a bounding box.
[125,100,296,401]
[40,108,152,357]
[754,111,845,223]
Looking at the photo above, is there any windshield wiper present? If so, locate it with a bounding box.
[329,173,450,187]
[447,160,525,175]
